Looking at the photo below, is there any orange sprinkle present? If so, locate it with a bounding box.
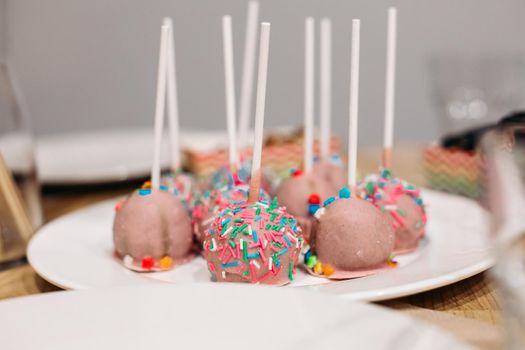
[142,181,152,189]
[387,260,398,268]
[323,264,335,276]
[160,256,173,269]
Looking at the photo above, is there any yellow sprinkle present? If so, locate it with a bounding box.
[314,261,323,275]
[160,256,173,269]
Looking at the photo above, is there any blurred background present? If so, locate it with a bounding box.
[3,0,525,146]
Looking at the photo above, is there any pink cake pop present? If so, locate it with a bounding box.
[305,187,395,278]
[359,170,426,253]
[113,22,193,272]
[305,19,396,279]
[203,198,304,285]
[203,23,305,285]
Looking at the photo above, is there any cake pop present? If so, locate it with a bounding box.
[360,169,426,253]
[203,23,304,284]
[113,22,193,272]
[306,19,396,279]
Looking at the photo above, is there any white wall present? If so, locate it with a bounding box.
[4,0,525,145]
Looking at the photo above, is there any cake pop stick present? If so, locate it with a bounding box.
[320,18,332,161]
[248,22,271,203]
[347,19,360,188]
[238,1,260,149]
[151,24,169,190]
[304,17,315,173]
[163,17,181,172]
[382,7,397,169]
[222,15,239,173]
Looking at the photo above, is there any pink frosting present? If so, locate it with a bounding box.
[203,201,304,285]
[113,189,193,271]
[311,198,394,278]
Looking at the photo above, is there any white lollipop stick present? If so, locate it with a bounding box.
[248,22,271,203]
[304,17,315,173]
[320,17,332,161]
[163,17,181,172]
[151,25,170,190]
[222,15,239,172]
[238,1,260,149]
[383,7,397,169]
[347,19,360,188]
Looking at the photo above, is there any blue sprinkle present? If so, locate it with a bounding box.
[159,184,169,191]
[222,218,232,226]
[304,249,312,264]
[308,204,320,216]
[415,198,423,206]
[274,258,281,268]
[324,196,336,206]
[247,252,260,259]
[221,261,241,268]
[339,187,351,199]
[283,236,292,247]
[138,188,151,196]
[276,247,289,256]
[208,229,216,235]
[252,229,259,243]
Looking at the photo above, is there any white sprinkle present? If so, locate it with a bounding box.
[222,271,226,279]
[240,239,244,249]
[314,207,326,219]
[248,225,253,237]
[202,216,215,225]
[253,260,260,269]
[268,257,272,270]
[224,226,233,236]
[123,255,133,267]
[384,205,397,211]
[211,238,217,251]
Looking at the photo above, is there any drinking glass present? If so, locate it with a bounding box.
[484,129,525,349]
[0,62,43,263]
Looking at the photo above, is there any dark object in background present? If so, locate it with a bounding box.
[441,111,525,151]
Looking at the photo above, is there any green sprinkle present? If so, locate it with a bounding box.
[228,240,236,248]
[231,227,240,239]
[396,208,406,217]
[239,223,249,234]
[270,198,279,209]
[234,218,244,223]
[415,221,422,229]
[220,225,228,236]
[272,242,283,248]
[366,181,374,195]
[243,271,249,276]
[306,255,317,268]
[288,261,293,281]
[265,223,271,230]
[256,207,261,215]
[243,241,248,262]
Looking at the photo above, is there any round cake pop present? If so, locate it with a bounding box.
[305,187,395,279]
[113,186,193,271]
[203,198,304,285]
[359,168,426,254]
[192,184,271,244]
[210,161,277,195]
[161,172,198,212]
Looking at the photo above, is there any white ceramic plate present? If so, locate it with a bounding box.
[0,128,292,185]
[0,284,471,350]
[28,189,494,301]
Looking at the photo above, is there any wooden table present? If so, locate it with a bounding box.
[0,148,503,349]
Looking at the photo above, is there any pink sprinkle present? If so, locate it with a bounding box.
[258,248,267,264]
[208,263,216,272]
[249,261,257,283]
[390,210,405,226]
